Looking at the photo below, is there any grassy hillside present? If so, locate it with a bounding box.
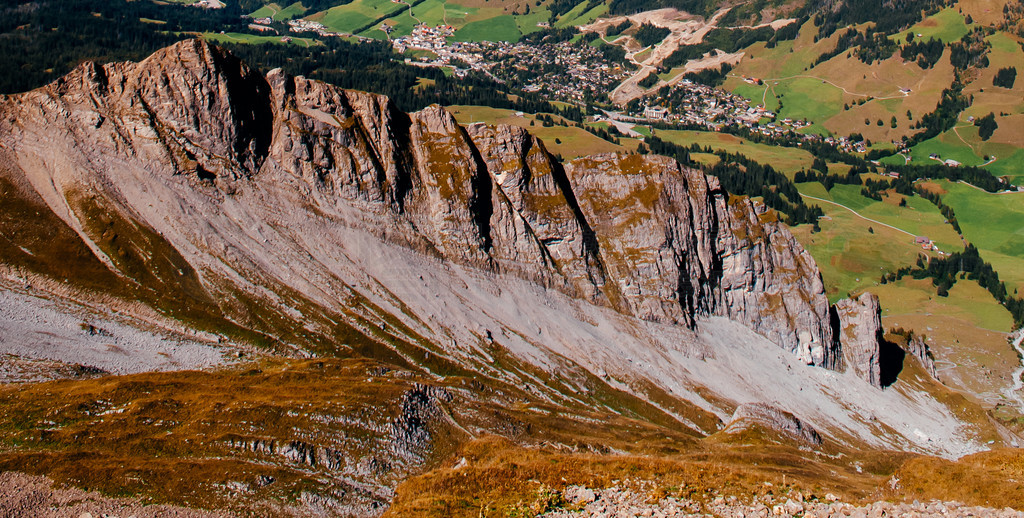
[249,1,308,20]
[789,181,1018,411]
[448,105,628,157]
[303,0,568,40]
[928,180,1024,294]
[655,128,815,175]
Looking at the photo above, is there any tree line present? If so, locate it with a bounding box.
[883,245,1024,325]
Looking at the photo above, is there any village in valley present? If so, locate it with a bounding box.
[229,3,985,168]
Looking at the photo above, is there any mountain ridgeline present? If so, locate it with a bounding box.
[0,41,972,501]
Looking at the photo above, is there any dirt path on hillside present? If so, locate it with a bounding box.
[800,194,917,237]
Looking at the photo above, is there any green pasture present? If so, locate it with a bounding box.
[250,1,307,21]
[200,31,318,46]
[655,129,814,176]
[935,180,1024,292]
[515,7,551,36]
[454,14,521,42]
[892,8,970,44]
[317,0,405,34]
[554,2,607,29]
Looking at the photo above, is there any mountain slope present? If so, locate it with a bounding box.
[0,39,1000,514]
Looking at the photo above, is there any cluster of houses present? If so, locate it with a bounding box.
[391,24,457,53]
[627,79,781,129]
[287,19,341,37]
[484,40,630,103]
[623,80,882,154]
[915,236,943,253]
[387,26,629,99]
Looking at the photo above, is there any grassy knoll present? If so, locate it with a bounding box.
[249,1,307,21]
[200,32,318,46]
[933,180,1024,293]
[448,105,626,158]
[655,129,814,176]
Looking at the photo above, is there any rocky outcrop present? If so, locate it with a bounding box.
[906,332,938,379]
[833,292,883,387]
[726,402,823,446]
[0,40,840,368]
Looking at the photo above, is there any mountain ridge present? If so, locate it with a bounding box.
[0,39,996,514]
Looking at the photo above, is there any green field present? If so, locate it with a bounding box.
[454,14,521,42]
[934,180,1024,293]
[631,125,652,137]
[804,183,962,251]
[793,183,961,300]
[898,125,1024,172]
[374,0,450,37]
[985,149,1024,180]
[249,1,307,21]
[200,31,318,46]
[791,194,930,301]
[316,0,405,34]
[655,129,815,175]
[328,0,553,41]
[514,7,551,36]
[892,7,970,44]
[554,1,607,29]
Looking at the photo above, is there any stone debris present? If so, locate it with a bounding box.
[0,471,229,518]
[726,402,822,445]
[542,485,1024,518]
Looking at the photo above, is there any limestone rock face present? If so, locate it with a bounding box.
[833,292,884,387]
[727,402,823,445]
[907,333,938,379]
[0,39,837,367]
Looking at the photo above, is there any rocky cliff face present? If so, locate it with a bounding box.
[0,39,838,367]
[833,292,883,387]
[0,42,989,502]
